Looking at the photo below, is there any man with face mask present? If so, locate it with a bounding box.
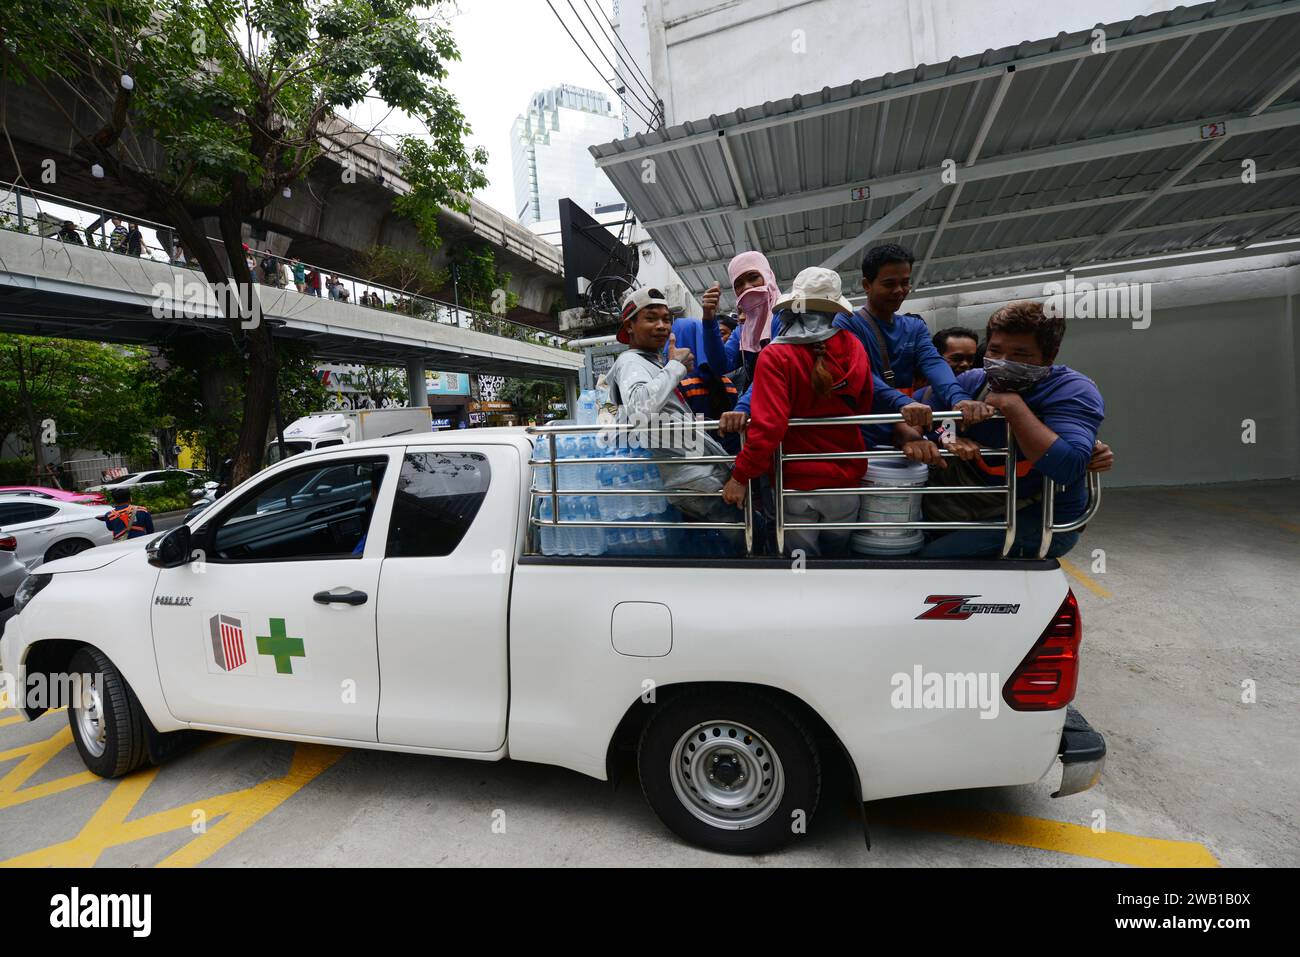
[908,299,1105,559]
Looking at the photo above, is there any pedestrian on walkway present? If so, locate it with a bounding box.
[57,220,83,245]
[126,222,145,257]
[108,217,128,253]
[291,257,307,293]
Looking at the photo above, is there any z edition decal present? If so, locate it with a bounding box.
[916,594,1021,620]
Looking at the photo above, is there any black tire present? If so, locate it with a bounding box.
[43,538,94,564]
[638,688,821,854]
[66,646,149,778]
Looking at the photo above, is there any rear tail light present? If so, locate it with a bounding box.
[0,536,15,551]
[1003,590,1081,711]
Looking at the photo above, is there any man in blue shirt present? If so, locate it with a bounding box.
[833,243,991,449]
[906,300,1105,559]
[99,488,154,540]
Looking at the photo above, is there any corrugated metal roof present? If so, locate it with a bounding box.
[591,0,1300,298]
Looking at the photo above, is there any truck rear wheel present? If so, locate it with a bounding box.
[67,646,149,779]
[638,689,821,854]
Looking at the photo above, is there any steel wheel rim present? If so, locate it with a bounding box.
[669,719,784,830]
[74,679,107,758]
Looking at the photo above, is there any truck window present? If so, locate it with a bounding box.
[209,457,387,561]
[385,452,490,558]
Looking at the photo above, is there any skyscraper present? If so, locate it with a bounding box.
[511,85,624,225]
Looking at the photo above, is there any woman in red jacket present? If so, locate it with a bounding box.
[722,267,873,557]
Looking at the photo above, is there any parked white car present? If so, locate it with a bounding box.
[0,539,26,609]
[87,468,208,495]
[1,423,1106,854]
[0,496,115,568]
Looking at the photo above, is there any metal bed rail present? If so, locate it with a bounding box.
[524,410,1100,559]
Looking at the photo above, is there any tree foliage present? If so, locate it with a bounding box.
[155,335,326,469]
[0,336,158,466]
[0,0,487,482]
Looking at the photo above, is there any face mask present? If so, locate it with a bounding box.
[736,287,770,319]
[983,356,1051,392]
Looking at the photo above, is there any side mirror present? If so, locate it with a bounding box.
[147,525,192,568]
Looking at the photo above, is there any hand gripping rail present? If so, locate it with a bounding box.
[524,411,1101,559]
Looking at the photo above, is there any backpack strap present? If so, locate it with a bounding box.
[858,307,895,387]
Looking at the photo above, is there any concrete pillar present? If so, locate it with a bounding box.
[406,360,428,408]
[564,376,580,420]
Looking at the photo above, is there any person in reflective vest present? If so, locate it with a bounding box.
[100,487,155,540]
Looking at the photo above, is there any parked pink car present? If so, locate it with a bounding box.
[0,486,107,506]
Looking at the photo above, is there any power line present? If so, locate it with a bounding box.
[544,0,656,130]
[583,0,661,119]
[562,0,661,123]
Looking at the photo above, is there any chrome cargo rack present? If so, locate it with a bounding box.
[525,411,1100,560]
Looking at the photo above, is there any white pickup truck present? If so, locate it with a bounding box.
[0,416,1106,854]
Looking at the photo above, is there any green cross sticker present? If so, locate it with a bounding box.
[256,618,305,675]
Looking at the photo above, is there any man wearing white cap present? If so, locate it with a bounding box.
[721,267,875,557]
[607,285,736,526]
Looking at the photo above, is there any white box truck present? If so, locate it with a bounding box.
[266,408,432,465]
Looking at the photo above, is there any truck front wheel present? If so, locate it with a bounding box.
[638,689,821,854]
[67,646,149,778]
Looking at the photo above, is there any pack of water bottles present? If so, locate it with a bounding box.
[532,434,685,557]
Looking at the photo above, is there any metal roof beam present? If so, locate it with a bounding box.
[592,1,1300,170]
[674,163,1300,276]
[911,238,1300,297]
[914,66,1017,284]
[924,203,1300,268]
[817,180,945,270]
[674,103,1300,229]
[1066,54,1300,265]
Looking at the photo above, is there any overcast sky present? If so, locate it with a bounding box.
[347,1,616,219]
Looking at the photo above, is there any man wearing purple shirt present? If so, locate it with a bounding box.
[902,299,1105,559]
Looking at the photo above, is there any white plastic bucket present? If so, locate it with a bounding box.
[850,456,929,556]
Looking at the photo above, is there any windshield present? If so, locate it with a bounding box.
[266,441,312,466]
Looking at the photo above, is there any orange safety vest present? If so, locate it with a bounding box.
[106,504,148,540]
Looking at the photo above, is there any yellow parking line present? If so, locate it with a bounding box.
[874,806,1218,867]
[0,741,345,867]
[1059,558,1112,599]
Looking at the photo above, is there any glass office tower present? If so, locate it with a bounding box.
[511,85,625,225]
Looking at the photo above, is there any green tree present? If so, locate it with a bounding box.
[1,0,487,484]
[499,379,563,423]
[156,336,326,470]
[331,364,407,408]
[0,337,158,470]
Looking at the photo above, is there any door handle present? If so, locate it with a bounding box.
[313,589,367,606]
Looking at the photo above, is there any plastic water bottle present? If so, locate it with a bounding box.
[533,438,551,492]
[536,498,557,555]
[596,463,616,520]
[578,434,599,491]
[559,497,582,555]
[583,497,605,555]
[613,469,635,521]
[577,390,599,424]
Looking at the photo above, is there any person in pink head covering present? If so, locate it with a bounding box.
[719,250,782,435]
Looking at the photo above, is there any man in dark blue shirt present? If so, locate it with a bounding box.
[908,300,1104,559]
[100,488,155,540]
[833,244,991,449]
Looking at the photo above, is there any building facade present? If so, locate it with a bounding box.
[511,85,625,225]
